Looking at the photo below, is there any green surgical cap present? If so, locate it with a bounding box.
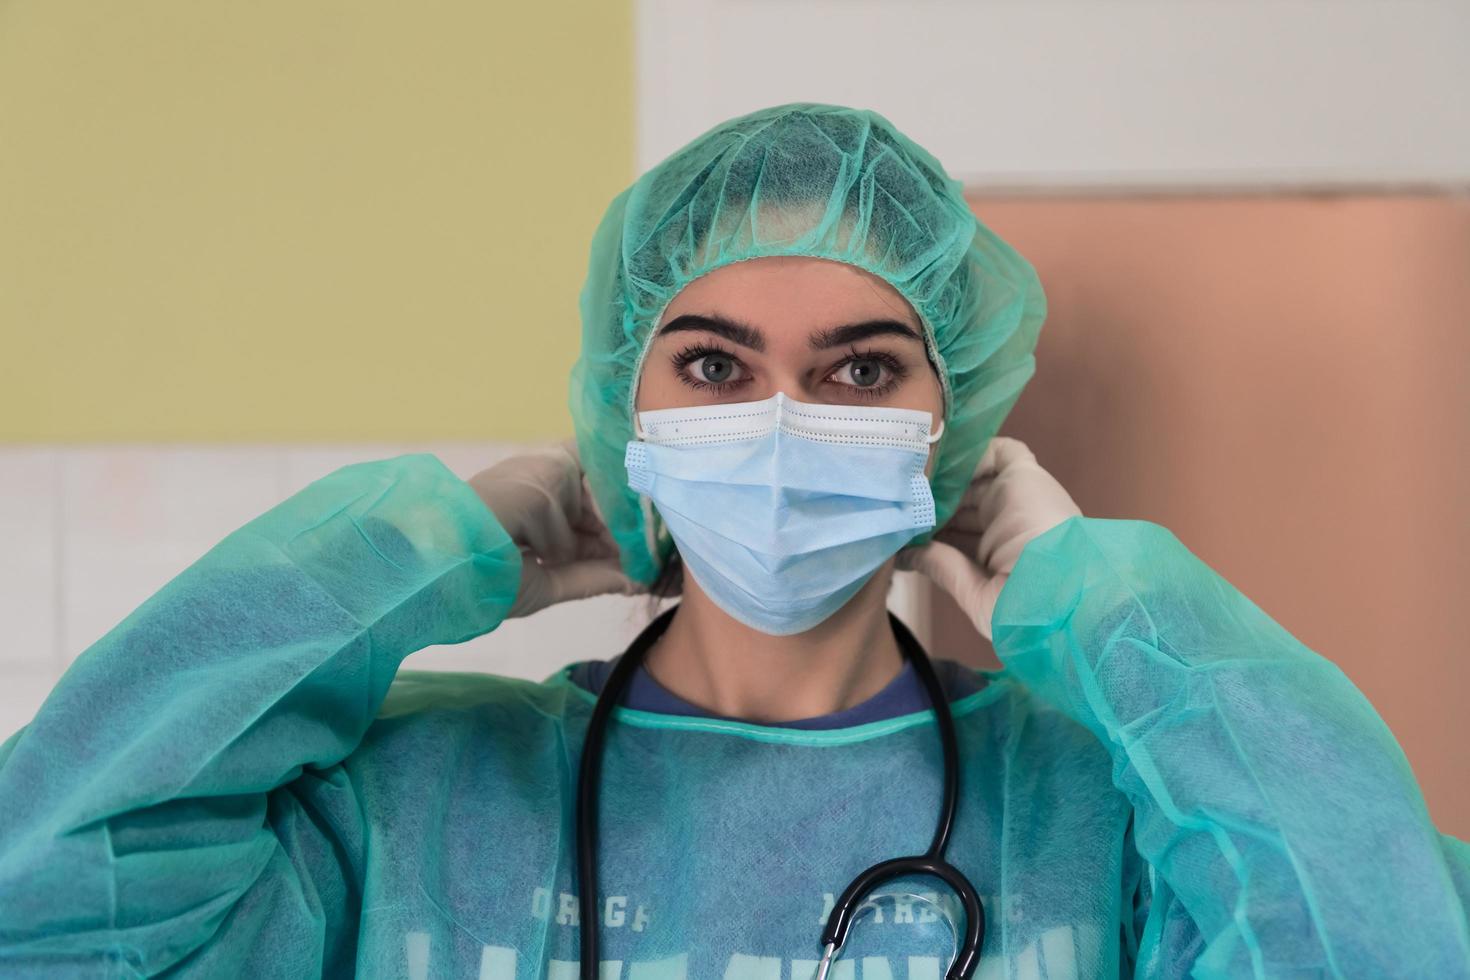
[571,102,1047,585]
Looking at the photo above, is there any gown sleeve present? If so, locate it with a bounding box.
[989,516,1470,978]
[0,453,521,976]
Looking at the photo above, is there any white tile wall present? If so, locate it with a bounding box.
[0,444,929,743]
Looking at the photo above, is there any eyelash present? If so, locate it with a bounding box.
[668,342,909,399]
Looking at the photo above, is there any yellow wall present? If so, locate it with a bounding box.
[0,2,633,442]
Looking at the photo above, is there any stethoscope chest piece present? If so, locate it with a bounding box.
[818,853,984,980]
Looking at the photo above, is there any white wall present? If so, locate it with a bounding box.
[637,0,1470,187]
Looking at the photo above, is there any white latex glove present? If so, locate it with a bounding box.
[466,441,641,619]
[898,437,1081,641]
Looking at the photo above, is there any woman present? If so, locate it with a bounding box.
[0,103,1465,978]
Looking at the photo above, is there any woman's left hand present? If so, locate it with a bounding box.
[899,437,1081,640]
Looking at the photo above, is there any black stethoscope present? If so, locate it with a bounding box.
[575,604,986,979]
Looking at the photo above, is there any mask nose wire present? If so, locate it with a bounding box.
[633,394,945,444]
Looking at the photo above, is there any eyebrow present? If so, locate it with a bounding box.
[658,313,922,352]
[658,314,767,352]
[809,320,923,350]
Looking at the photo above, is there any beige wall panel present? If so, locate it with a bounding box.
[930,193,1470,836]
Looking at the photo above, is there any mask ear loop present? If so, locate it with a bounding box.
[926,419,946,444]
[628,412,674,568]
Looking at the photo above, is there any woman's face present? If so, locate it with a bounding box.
[634,256,946,476]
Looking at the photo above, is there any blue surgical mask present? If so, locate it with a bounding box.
[624,392,943,635]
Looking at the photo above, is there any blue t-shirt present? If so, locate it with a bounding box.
[568,653,984,729]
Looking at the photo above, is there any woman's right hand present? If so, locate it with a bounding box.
[467,441,641,618]
[899,437,1081,640]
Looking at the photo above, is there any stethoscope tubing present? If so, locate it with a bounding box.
[576,606,985,980]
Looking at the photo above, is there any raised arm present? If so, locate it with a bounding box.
[992,516,1470,977]
[0,453,521,975]
[903,438,1470,976]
